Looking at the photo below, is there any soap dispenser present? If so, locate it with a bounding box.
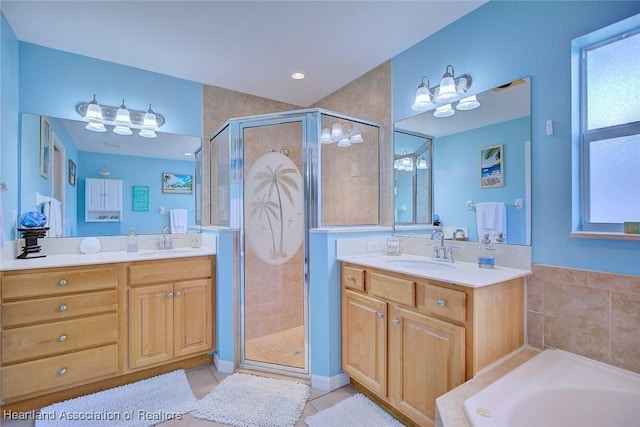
[127,227,138,252]
[478,233,495,268]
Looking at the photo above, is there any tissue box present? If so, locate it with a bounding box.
[623,222,640,234]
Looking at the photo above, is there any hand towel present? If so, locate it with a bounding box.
[170,208,188,234]
[475,202,506,242]
[45,198,63,237]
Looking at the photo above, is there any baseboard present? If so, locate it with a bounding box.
[311,372,350,391]
[213,353,235,374]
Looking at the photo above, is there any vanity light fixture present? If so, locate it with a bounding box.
[98,165,110,176]
[456,94,480,111]
[76,97,165,138]
[416,157,428,169]
[320,122,364,147]
[433,103,455,118]
[411,65,475,115]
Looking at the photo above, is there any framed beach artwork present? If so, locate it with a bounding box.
[480,144,504,188]
[162,173,193,194]
[40,116,51,178]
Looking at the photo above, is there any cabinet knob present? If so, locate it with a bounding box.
[437,299,446,308]
[58,304,68,312]
[58,335,67,342]
[347,274,354,281]
[392,318,400,325]
[167,292,173,298]
[58,368,67,376]
[376,312,384,319]
[58,279,67,286]
[174,291,182,297]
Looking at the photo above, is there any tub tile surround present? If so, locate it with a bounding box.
[527,264,640,374]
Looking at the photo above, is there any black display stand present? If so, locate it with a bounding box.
[17,227,49,259]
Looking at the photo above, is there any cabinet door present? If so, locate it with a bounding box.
[103,179,122,210]
[173,279,213,358]
[389,305,465,425]
[341,289,387,397]
[85,178,105,210]
[129,284,174,369]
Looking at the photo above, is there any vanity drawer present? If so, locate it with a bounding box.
[2,290,118,327]
[416,281,466,323]
[342,265,365,291]
[2,313,118,364]
[129,257,212,285]
[1,344,118,401]
[367,272,415,307]
[2,266,117,300]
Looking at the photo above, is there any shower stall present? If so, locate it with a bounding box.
[209,109,380,377]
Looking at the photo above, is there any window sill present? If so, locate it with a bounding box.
[571,231,640,241]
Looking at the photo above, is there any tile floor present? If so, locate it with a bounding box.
[2,363,371,427]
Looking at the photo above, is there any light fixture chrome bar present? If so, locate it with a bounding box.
[75,102,165,128]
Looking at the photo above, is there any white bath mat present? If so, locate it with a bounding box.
[35,370,196,427]
[191,372,310,426]
[305,393,403,427]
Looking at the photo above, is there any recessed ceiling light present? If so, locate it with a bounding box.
[184,152,193,156]
[291,71,305,80]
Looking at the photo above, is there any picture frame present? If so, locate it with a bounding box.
[68,159,77,187]
[40,116,51,178]
[162,173,193,194]
[480,144,504,188]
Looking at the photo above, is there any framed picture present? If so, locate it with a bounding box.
[480,144,504,188]
[40,116,51,178]
[68,159,77,187]
[162,173,193,194]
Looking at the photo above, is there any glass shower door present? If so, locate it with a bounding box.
[241,118,307,373]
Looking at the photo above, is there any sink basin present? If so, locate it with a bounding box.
[386,259,454,271]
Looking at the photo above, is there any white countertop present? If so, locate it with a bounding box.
[1,247,216,271]
[337,253,531,288]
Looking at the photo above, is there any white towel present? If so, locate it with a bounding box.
[170,208,188,234]
[0,194,5,248]
[44,198,63,237]
[476,202,506,242]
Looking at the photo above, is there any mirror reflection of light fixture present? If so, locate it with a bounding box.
[98,165,110,176]
[433,103,455,118]
[320,122,365,147]
[411,65,475,116]
[416,157,428,169]
[76,97,165,138]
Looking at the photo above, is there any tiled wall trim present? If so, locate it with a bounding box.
[527,264,640,374]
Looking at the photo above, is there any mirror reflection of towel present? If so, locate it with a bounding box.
[44,198,63,237]
[476,202,506,242]
[170,209,188,234]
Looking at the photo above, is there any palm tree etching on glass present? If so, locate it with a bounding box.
[250,163,300,259]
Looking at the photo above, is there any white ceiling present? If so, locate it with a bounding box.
[2,0,486,107]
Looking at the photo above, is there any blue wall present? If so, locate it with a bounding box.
[1,14,19,243]
[77,152,195,236]
[392,1,640,275]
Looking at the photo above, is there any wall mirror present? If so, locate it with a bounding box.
[393,77,531,245]
[18,113,202,237]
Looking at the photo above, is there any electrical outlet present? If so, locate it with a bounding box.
[367,241,379,252]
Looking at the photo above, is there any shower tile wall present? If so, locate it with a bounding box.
[527,265,640,374]
[312,62,393,227]
[202,85,300,225]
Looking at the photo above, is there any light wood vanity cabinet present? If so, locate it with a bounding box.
[340,262,524,426]
[1,255,215,411]
[128,257,214,370]
[1,265,120,402]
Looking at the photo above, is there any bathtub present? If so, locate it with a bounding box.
[463,349,640,427]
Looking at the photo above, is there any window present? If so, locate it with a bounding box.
[578,29,640,232]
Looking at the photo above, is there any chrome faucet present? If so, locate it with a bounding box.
[431,230,455,263]
[155,226,174,250]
